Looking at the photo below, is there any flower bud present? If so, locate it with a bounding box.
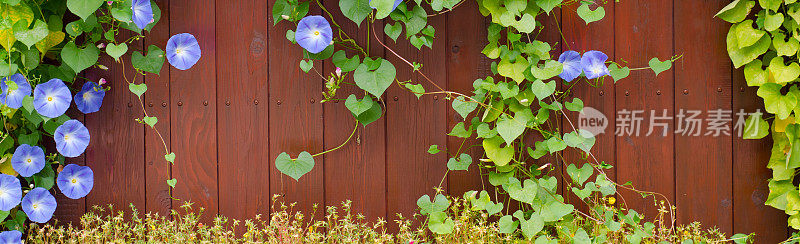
[99,78,108,85]
[335,67,342,77]
[98,65,109,70]
[281,15,290,20]
[107,1,113,5]
[97,43,105,49]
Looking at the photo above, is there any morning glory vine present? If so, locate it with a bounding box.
[0,0,200,239]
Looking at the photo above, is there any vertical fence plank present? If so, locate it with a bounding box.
[144,0,172,216]
[538,10,564,196]
[561,1,616,208]
[732,35,789,243]
[385,15,448,221]
[84,31,146,212]
[322,5,387,220]
[216,0,270,221]
[267,0,325,216]
[445,1,488,197]
[674,0,733,234]
[614,0,675,219]
[169,0,218,220]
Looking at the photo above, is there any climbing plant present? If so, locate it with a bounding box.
[274,0,748,242]
[717,0,800,231]
[0,0,200,239]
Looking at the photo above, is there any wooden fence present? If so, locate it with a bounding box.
[52,0,789,242]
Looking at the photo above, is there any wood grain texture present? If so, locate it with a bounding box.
[144,0,173,216]
[445,1,489,198]
[216,0,271,221]
[267,0,325,216]
[560,1,616,210]
[169,0,218,220]
[385,14,448,222]
[674,0,733,234]
[614,0,675,219]
[322,3,387,221]
[84,31,146,211]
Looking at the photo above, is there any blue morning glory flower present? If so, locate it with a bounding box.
[131,0,154,30]
[0,174,21,211]
[0,73,31,109]
[0,230,21,244]
[54,120,91,158]
[558,51,582,82]
[74,82,105,114]
[57,164,94,199]
[11,144,45,178]
[21,187,56,223]
[370,0,403,11]
[33,79,72,118]
[580,50,610,79]
[295,16,333,54]
[166,33,202,70]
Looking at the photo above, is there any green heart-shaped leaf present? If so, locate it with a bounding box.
[536,0,562,14]
[496,113,530,145]
[577,4,605,25]
[61,41,99,73]
[497,215,519,234]
[339,0,371,26]
[483,136,514,166]
[546,136,566,153]
[743,112,769,139]
[299,59,313,73]
[105,43,128,62]
[452,96,477,119]
[417,194,450,215]
[331,50,360,72]
[608,63,630,83]
[515,210,544,240]
[446,153,472,171]
[727,21,770,68]
[353,99,382,126]
[566,163,594,186]
[427,212,454,234]
[13,19,49,48]
[164,152,175,163]
[774,33,800,57]
[143,116,157,128]
[531,79,556,100]
[765,12,784,32]
[768,57,800,84]
[485,201,503,216]
[131,45,165,74]
[498,55,529,84]
[530,60,563,80]
[732,20,765,48]
[35,31,65,54]
[572,182,597,200]
[503,178,537,204]
[166,178,177,188]
[354,58,396,98]
[128,83,147,97]
[448,122,471,138]
[743,60,767,86]
[67,0,105,20]
[563,129,595,153]
[427,145,440,154]
[565,98,584,112]
[344,94,373,116]
[758,83,797,119]
[275,151,315,181]
[384,23,402,42]
[648,57,672,76]
[715,0,755,23]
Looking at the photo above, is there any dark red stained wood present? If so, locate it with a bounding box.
[560,1,615,209]
[169,0,218,220]
[216,0,270,222]
[536,9,564,196]
[144,0,172,216]
[731,31,789,243]
[445,2,489,197]
[674,0,733,234]
[322,5,386,220]
[84,32,146,211]
[385,14,448,221]
[614,0,675,219]
[267,0,324,216]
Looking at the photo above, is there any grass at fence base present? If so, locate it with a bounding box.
[26,195,740,243]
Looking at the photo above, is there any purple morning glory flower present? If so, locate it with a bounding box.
[0,230,21,244]
[166,33,202,70]
[33,78,72,118]
[0,73,31,109]
[11,144,45,178]
[580,50,610,79]
[54,120,91,158]
[74,82,105,114]
[21,187,56,223]
[295,16,333,54]
[57,164,94,199]
[0,174,21,211]
[131,0,154,30]
[370,0,403,11]
[558,51,582,82]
